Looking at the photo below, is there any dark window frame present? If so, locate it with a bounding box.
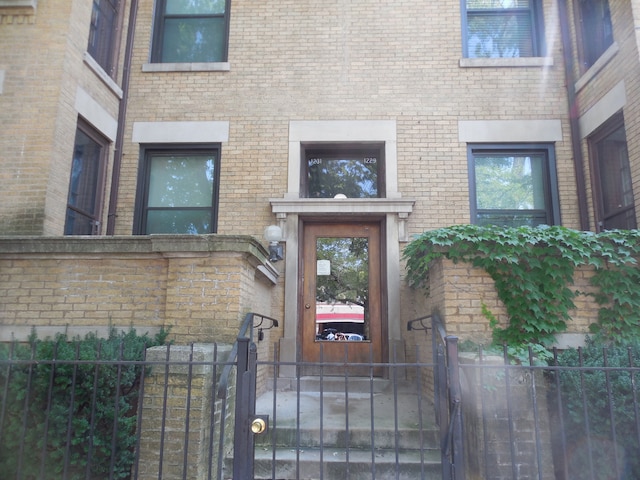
[467,143,560,227]
[87,0,124,77]
[134,144,221,235]
[65,119,109,236]
[300,142,386,199]
[461,0,546,58]
[151,0,231,63]
[574,0,614,71]
[588,112,636,231]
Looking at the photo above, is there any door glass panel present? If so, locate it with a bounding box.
[315,237,369,342]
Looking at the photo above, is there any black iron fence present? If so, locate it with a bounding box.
[1,319,639,480]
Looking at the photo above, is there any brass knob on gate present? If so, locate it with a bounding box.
[251,417,267,434]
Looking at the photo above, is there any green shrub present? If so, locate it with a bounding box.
[0,327,168,480]
[551,342,640,479]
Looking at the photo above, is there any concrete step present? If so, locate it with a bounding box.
[243,379,441,479]
[253,447,442,480]
[257,425,437,450]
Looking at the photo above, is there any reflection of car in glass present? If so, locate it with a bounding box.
[343,333,363,341]
[316,329,365,341]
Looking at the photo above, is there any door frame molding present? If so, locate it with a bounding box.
[270,120,414,378]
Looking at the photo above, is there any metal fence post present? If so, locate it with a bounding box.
[232,338,259,480]
[446,335,465,480]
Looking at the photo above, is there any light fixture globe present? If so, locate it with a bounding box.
[264,225,283,262]
[263,225,282,243]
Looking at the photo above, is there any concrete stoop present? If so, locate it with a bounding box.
[247,377,441,480]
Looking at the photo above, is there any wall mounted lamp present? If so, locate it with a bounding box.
[264,225,284,262]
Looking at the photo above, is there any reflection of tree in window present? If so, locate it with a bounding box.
[308,159,377,198]
[476,155,544,210]
[466,0,535,58]
[161,0,226,63]
[146,154,215,234]
[316,237,369,310]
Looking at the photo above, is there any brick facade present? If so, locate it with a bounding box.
[1,0,639,356]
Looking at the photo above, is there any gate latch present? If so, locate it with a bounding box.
[250,415,269,435]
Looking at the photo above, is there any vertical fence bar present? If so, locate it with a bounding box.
[578,348,596,480]
[63,343,81,480]
[39,342,59,479]
[108,341,125,480]
[527,347,544,480]
[629,348,640,464]
[369,343,377,480]
[182,344,195,480]
[602,348,621,480]
[206,343,218,480]
[501,345,517,480]
[16,341,36,479]
[132,343,149,480]
[392,343,400,479]
[85,341,103,480]
[232,337,253,480]
[552,348,570,480]
[343,342,351,478]
[158,344,171,480]
[445,335,465,480]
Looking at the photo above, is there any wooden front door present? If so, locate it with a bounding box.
[300,222,385,375]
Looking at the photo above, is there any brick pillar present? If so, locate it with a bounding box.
[137,344,233,480]
[459,353,554,480]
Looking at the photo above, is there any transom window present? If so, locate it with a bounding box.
[463,0,544,58]
[151,0,230,63]
[65,120,109,235]
[468,145,559,227]
[589,113,636,231]
[302,144,385,199]
[135,146,220,234]
[574,0,613,70]
[87,0,121,76]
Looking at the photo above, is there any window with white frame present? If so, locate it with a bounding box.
[468,144,559,227]
[463,0,545,58]
[151,0,230,63]
[135,145,220,234]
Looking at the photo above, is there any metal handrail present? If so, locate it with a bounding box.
[216,312,279,399]
[407,312,447,341]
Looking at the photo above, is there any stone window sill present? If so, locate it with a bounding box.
[459,57,554,68]
[142,62,230,73]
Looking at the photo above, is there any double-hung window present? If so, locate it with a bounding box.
[151,0,230,63]
[468,144,559,227]
[574,0,613,70]
[87,0,122,76]
[589,113,636,231]
[463,0,545,58]
[135,145,220,234]
[65,120,109,235]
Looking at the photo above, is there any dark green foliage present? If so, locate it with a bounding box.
[403,225,640,346]
[552,342,640,479]
[0,328,168,479]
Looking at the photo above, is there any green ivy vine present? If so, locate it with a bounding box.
[403,225,640,346]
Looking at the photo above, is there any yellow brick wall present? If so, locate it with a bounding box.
[0,0,126,235]
[403,256,601,348]
[117,0,577,238]
[0,236,278,344]
[568,0,640,231]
